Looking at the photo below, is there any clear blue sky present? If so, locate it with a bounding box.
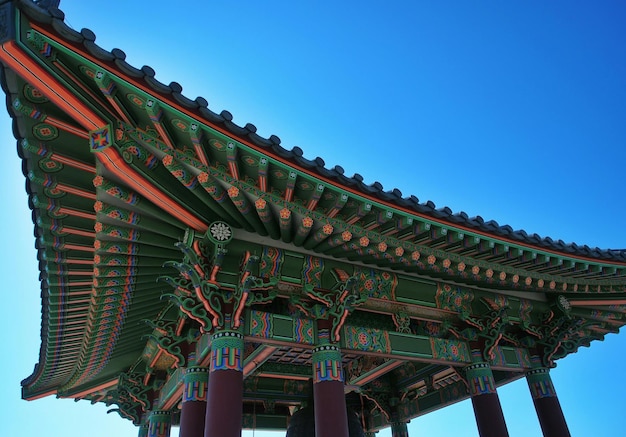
[1,1,625,436]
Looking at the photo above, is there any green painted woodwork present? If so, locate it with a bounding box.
[210,330,245,372]
[241,413,289,431]
[21,22,626,294]
[490,346,532,369]
[248,310,315,345]
[389,334,439,359]
[390,421,409,437]
[156,367,184,408]
[242,310,532,370]
[144,318,196,369]
[160,227,278,332]
[181,367,209,402]
[394,277,438,305]
[312,343,343,383]
[102,368,159,425]
[249,363,312,381]
[465,362,497,396]
[526,368,557,400]
[194,332,211,361]
[148,411,171,437]
[3,3,626,434]
[396,380,467,424]
[138,424,149,437]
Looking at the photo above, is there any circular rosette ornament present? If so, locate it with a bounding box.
[207,221,233,244]
[556,294,572,315]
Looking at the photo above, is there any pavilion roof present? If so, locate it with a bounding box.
[2,0,626,407]
[10,1,625,263]
[6,0,626,263]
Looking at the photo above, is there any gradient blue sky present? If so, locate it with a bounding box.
[1,1,625,436]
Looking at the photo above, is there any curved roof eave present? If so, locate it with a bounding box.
[11,0,626,265]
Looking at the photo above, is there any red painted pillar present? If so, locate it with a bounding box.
[204,330,244,437]
[465,362,509,437]
[148,411,172,437]
[180,366,209,437]
[526,368,571,437]
[312,328,348,437]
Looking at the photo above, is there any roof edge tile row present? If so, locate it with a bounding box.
[8,0,626,265]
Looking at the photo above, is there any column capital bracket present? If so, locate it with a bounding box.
[159,226,278,332]
[292,271,368,342]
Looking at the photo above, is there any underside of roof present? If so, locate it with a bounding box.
[2,0,625,430]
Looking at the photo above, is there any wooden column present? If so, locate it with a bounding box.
[204,330,244,437]
[312,328,348,437]
[391,421,409,437]
[526,368,571,437]
[148,411,172,437]
[137,423,149,437]
[180,366,209,437]
[465,362,509,437]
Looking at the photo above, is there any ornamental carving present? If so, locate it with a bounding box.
[291,269,368,342]
[104,369,156,425]
[144,317,196,368]
[435,284,474,319]
[392,311,412,334]
[345,356,389,382]
[536,310,599,367]
[458,295,512,362]
[160,224,278,332]
[518,299,542,339]
[361,389,392,421]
